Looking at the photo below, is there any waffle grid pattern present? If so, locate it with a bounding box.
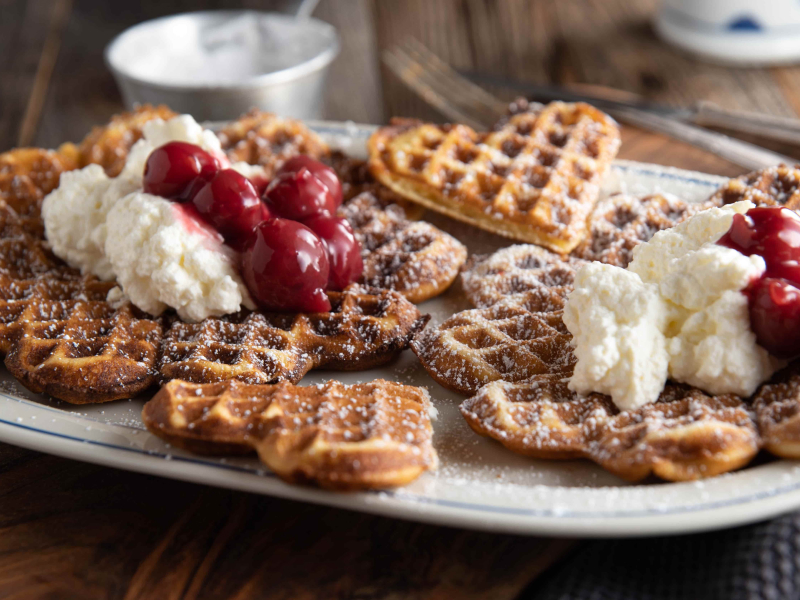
[143,378,438,489]
[369,101,621,252]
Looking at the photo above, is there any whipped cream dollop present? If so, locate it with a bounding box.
[42,115,259,322]
[564,201,785,411]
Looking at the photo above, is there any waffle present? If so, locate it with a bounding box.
[753,362,800,459]
[218,109,329,178]
[158,287,427,386]
[0,147,79,223]
[573,193,717,267]
[368,101,621,253]
[461,244,584,309]
[462,379,760,481]
[707,164,800,210]
[412,290,573,395]
[339,193,467,303]
[143,378,438,490]
[78,105,177,176]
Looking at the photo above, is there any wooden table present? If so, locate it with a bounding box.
[3,1,800,597]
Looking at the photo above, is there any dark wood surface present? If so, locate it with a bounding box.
[3,0,800,597]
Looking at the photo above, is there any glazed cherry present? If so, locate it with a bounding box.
[192,169,267,250]
[264,167,337,221]
[279,156,343,208]
[718,207,800,287]
[749,277,800,358]
[303,215,363,290]
[143,142,220,200]
[241,218,331,313]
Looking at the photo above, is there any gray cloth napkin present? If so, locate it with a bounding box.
[529,512,800,600]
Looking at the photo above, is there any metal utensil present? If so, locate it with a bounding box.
[464,72,800,148]
[383,39,794,171]
[105,10,339,121]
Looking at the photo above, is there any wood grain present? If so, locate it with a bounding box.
[0,443,573,599]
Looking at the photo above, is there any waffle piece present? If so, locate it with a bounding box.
[0,147,79,222]
[412,290,573,395]
[5,301,164,404]
[368,102,621,253]
[573,193,717,267]
[708,164,800,210]
[462,378,760,481]
[340,193,467,303]
[753,362,800,459]
[78,105,177,177]
[143,378,438,490]
[461,244,584,309]
[218,110,329,178]
[158,288,427,385]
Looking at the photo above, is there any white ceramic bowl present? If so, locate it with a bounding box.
[105,10,340,121]
[656,0,800,65]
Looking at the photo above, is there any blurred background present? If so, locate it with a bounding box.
[5,0,800,174]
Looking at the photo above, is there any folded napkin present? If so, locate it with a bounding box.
[529,512,800,600]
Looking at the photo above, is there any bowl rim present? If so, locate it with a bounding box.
[104,10,340,92]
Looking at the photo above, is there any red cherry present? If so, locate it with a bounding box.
[749,277,800,359]
[143,142,220,200]
[192,169,265,250]
[264,167,337,220]
[279,156,343,208]
[241,218,331,313]
[303,215,363,291]
[718,207,800,287]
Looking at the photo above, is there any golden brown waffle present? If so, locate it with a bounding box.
[143,378,438,490]
[78,105,177,176]
[340,193,467,303]
[753,362,800,459]
[158,287,427,386]
[461,244,584,309]
[0,147,79,222]
[573,193,717,267]
[708,164,800,210]
[412,290,573,395]
[462,379,760,481]
[218,109,329,178]
[368,102,621,253]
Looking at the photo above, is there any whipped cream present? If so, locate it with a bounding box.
[42,114,255,322]
[106,193,254,322]
[564,201,785,410]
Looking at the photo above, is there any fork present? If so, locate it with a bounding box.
[382,38,794,171]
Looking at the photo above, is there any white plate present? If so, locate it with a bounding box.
[2,121,799,539]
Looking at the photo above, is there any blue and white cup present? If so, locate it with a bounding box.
[656,0,800,65]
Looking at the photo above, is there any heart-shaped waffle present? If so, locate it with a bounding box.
[708,164,800,210]
[461,244,583,309]
[462,378,760,481]
[78,105,177,176]
[217,109,329,177]
[143,378,438,490]
[412,289,573,395]
[158,287,427,386]
[572,193,719,267]
[368,101,621,253]
[340,193,467,303]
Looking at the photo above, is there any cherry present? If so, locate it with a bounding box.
[749,277,800,359]
[143,142,220,200]
[264,167,337,221]
[718,207,800,287]
[279,156,343,208]
[192,169,266,250]
[303,215,363,290]
[241,218,331,313]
